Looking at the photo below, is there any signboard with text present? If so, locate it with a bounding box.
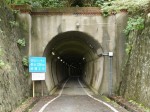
[29,57,46,73]
[32,73,45,81]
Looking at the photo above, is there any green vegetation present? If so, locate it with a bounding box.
[0,47,5,68]
[0,60,5,68]
[22,56,28,67]
[6,0,114,8]
[0,47,3,56]
[6,0,149,17]
[17,38,26,47]
[12,9,20,14]
[24,72,29,77]
[101,96,111,102]
[124,16,145,54]
[129,100,150,112]
[28,0,66,8]
[0,29,6,39]
[0,28,3,34]
[94,0,111,7]
[0,49,4,68]
[101,0,149,16]
[124,16,145,35]
[9,20,19,27]
[6,0,65,7]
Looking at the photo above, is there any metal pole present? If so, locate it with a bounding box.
[109,56,113,96]
[41,81,44,96]
[99,52,113,96]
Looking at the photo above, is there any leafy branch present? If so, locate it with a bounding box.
[9,21,19,27]
[17,38,26,47]
[22,56,29,67]
[124,16,145,35]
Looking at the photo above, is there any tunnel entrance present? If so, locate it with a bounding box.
[43,31,104,93]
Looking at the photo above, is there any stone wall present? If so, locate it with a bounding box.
[0,0,30,111]
[120,15,150,107]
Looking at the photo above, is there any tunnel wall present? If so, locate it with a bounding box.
[18,9,128,95]
[83,57,104,93]
[44,57,68,95]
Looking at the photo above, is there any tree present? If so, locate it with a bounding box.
[5,0,115,7]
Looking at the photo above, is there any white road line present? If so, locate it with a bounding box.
[38,79,69,112]
[78,78,119,112]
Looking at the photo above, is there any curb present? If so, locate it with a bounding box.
[13,97,40,112]
[109,96,144,112]
[24,97,40,112]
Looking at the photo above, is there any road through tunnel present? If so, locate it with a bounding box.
[43,31,104,94]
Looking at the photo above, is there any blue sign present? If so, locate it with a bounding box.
[29,57,46,73]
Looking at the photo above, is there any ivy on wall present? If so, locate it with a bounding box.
[124,16,145,35]
[22,56,28,67]
[17,38,26,47]
[124,16,145,54]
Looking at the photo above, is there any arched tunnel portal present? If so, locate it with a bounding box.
[43,31,104,94]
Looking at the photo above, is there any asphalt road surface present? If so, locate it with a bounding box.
[31,77,128,112]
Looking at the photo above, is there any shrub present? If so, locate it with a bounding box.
[17,38,26,47]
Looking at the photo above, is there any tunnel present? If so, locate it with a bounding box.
[43,31,104,94]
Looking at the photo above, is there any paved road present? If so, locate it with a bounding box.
[31,77,128,112]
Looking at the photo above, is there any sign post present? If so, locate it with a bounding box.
[29,57,46,97]
[33,81,35,97]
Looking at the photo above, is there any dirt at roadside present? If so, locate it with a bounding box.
[12,97,39,112]
[109,96,149,112]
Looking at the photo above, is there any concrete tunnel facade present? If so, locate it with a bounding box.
[17,7,128,95]
[43,31,104,94]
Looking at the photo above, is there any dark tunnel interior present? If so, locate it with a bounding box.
[43,31,103,92]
